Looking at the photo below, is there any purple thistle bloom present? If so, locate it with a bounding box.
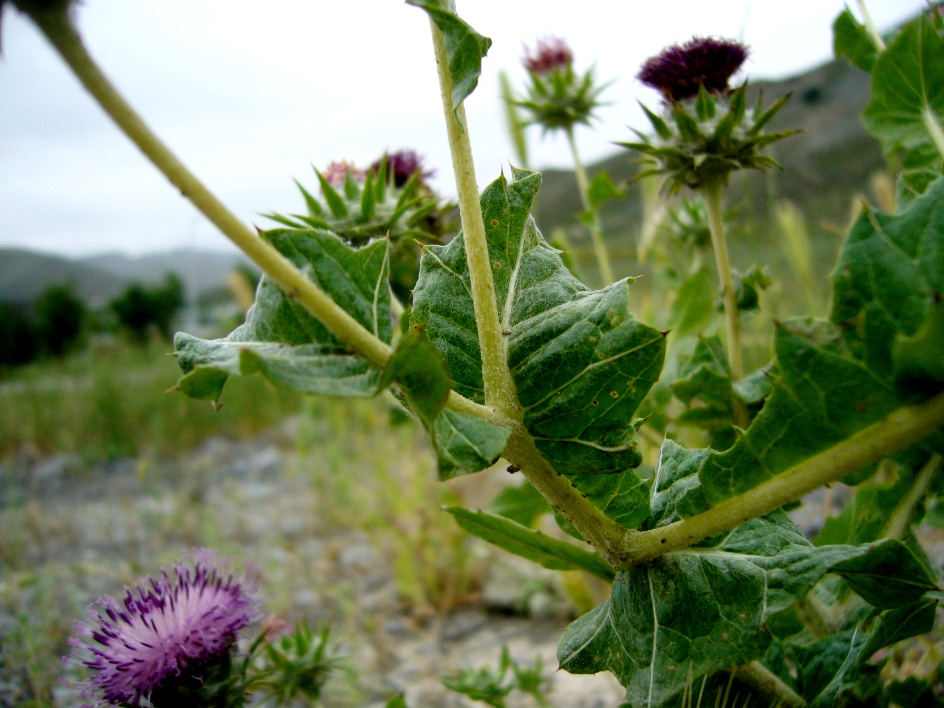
[69,550,261,707]
[323,160,366,187]
[637,37,748,102]
[370,149,433,188]
[523,36,573,76]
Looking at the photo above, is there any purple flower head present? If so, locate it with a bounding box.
[523,36,573,76]
[370,149,433,188]
[323,160,366,187]
[69,549,262,707]
[637,37,748,102]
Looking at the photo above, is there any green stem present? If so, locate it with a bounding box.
[883,453,943,540]
[732,661,807,708]
[702,180,748,428]
[502,426,635,569]
[616,390,944,567]
[427,7,519,420]
[854,0,886,52]
[566,129,614,286]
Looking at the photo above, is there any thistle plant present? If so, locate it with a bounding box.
[67,551,343,708]
[265,153,453,303]
[68,550,262,708]
[11,0,944,707]
[515,36,619,286]
[620,37,795,426]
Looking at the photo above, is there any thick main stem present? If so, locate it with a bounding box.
[428,12,518,420]
[617,390,944,567]
[732,661,807,708]
[702,180,748,428]
[30,9,392,369]
[567,129,614,286]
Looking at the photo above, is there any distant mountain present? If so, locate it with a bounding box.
[0,248,249,307]
[81,249,250,301]
[533,56,885,269]
[0,248,125,308]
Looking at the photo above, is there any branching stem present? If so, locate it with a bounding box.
[567,128,614,286]
[617,390,944,567]
[427,7,519,420]
[702,180,748,428]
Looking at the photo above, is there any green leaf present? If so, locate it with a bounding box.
[815,463,913,546]
[790,598,938,708]
[898,143,943,208]
[406,0,492,119]
[672,335,735,441]
[791,629,881,708]
[557,511,883,708]
[862,16,944,156]
[832,8,878,73]
[385,696,408,708]
[445,506,615,580]
[433,409,511,480]
[379,327,451,426]
[413,168,665,476]
[829,538,939,608]
[698,318,902,504]
[666,269,713,337]
[487,482,552,527]
[860,596,938,660]
[569,468,651,530]
[832,178,944,387]
[586,171,624,211]
[174,230,390,400]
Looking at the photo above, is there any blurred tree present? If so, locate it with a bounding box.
[35,283,86,356]
[0,302,39,368]
[110,272,185,342]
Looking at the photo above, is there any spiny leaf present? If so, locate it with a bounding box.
[413,168,665,475]
[174,230,390,400]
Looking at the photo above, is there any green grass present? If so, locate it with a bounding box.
[0,338,300,461]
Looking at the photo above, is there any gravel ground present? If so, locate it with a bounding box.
[0,417,624,707]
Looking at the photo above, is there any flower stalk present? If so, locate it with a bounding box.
[702,179,748,427]
[567,128,614,286]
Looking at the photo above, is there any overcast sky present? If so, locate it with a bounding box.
[0,0,924,258]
